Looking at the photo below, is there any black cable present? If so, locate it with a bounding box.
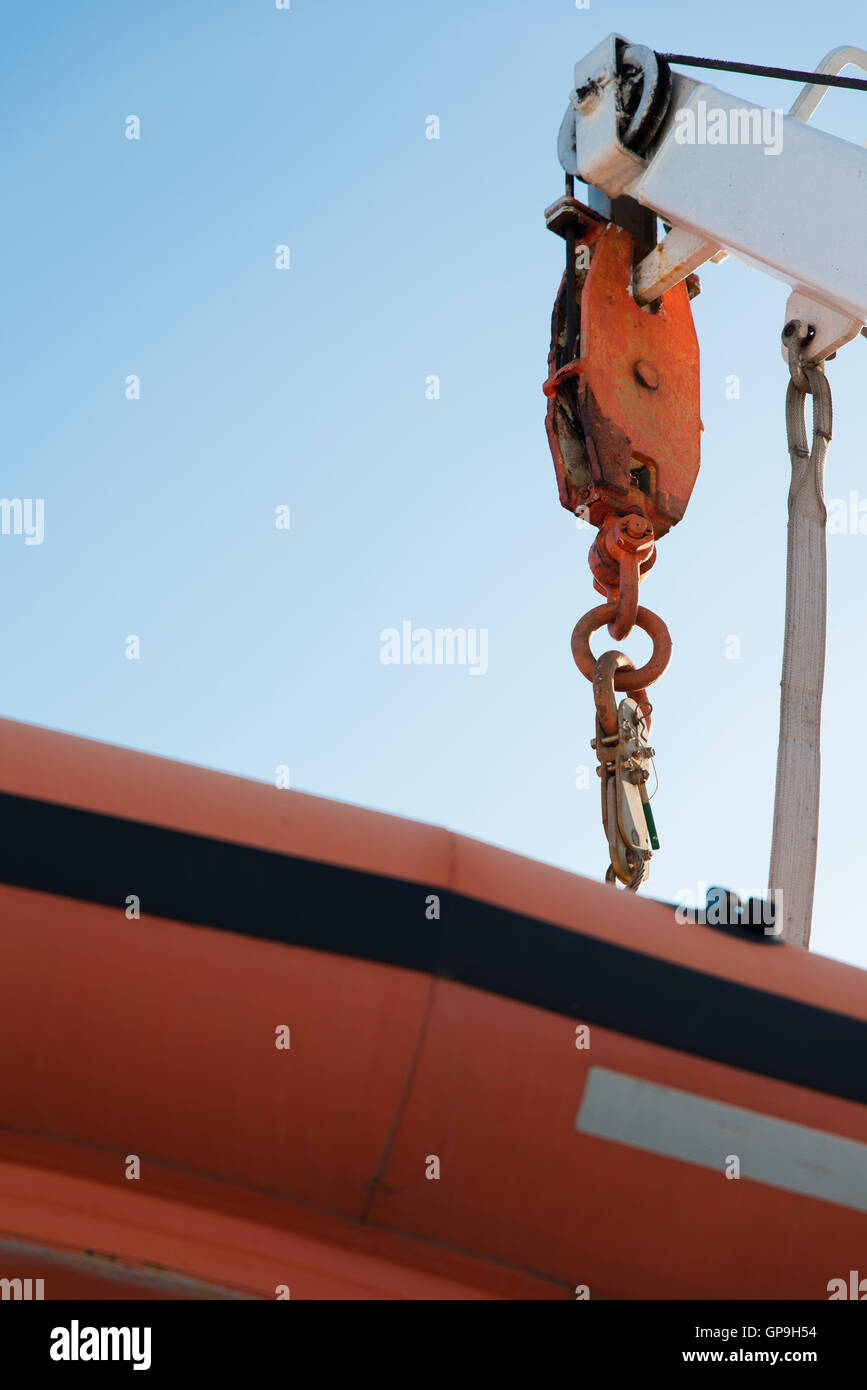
[660,54,867,93]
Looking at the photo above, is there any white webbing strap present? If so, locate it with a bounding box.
[768,331,833,948]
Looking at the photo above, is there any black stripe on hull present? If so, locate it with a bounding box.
[0,791,865,1107]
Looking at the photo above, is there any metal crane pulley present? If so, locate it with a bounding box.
[545,35,865,927]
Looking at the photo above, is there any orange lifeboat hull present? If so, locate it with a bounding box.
[0,718,864,1300]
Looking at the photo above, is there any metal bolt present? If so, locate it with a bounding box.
[783,319,815,344]
[622,515,650,540]
[634,359,659,390]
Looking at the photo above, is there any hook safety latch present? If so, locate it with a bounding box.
[591,652,658,889]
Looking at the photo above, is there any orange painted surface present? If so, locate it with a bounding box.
[371,983,866,1299]
[0,717,864,1300]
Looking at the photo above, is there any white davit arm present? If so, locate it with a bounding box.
[558,36,867,363]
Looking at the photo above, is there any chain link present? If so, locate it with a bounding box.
[580,606,665,888]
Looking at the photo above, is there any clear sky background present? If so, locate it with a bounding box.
[3,0,867,968]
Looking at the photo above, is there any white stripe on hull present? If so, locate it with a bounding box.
[576,1066,867,1213]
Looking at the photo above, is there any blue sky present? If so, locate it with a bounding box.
[4,0,867,967]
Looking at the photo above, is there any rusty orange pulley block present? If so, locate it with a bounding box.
[544,191,702,886]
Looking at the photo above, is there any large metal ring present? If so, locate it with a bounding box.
[572,604,671,689]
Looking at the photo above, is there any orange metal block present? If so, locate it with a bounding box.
[546,222,701,538]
